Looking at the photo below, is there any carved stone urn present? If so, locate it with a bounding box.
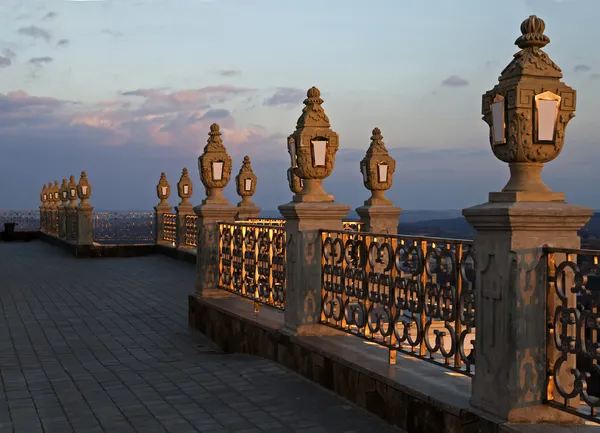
[235,155,257,207]
[359,128,396,205]
[177,167,193,207]
[156,172,171,206]
[198,123,233,204]
[482,15,576,201]
[288,87,339,202]
[77,171,92,207]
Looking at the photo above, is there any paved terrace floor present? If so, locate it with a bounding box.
[0,241,403,433]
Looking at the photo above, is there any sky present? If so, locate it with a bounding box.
[0,0,599,212]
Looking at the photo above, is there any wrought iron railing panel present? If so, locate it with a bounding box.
[545,247,600,421]
[185,215,198,247]
[92,212,154,244]
[343,221,363,232]
[219,222,286,309]
[320,230,476,373]
[162,213,176,243]
[0,210,40,232]
[242,217,363,232]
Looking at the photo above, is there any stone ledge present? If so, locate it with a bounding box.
[154,244,197,264]
[188,293,600,433]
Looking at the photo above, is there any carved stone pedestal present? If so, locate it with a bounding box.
[193,203,237,297]
[278,201,350,336]
[356,204,402,235]
[175,204,194,249]
[76,204,94,246]
[154,204,173,246]
[463,199,592,423]
[235,203,261,221]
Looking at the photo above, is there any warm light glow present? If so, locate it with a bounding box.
[54,192,59,199]
[244,178,252,192]
[491,95,506,145]
[183,184,189,195]
[212,160,224,181]
[161,186,167,196]
[360,162,368,183]
[378,163,388,183]
[43,194,47,201]
[69,188,76,198]
[535,91,561,142]
[311,139,327,167]
[81,185,88,195]
[287,139,297,168]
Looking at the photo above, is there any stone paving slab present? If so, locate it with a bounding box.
[0,241,403,433]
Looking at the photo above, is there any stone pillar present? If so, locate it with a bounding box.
[154,172,173,246]
[58,178,69,239]
[50,181,60,236]
[65,175,78,243]
[279,86,350,335]
[40,184,48,232]
[234,156,261,221]
[355,128,401,234]
[195,123,237,296]
[464,15,593,423]
[175,168,194,250]
[76,171,94,246]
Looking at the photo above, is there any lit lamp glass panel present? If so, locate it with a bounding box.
[535,91,561,143]
[54,192,59,199]
[70,189,76,198]
[81,186,88,195]
[311,139,327,167]
[377,163,388,183]
[491,95,506,145]
[183,185,189,195]
[161,186,167,196]
[43,194,47,201]
[244,178,252,192]
[62,190,68,199]
[212,161,224,181]
[288,139,297,167]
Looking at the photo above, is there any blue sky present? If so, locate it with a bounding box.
[0,0,599,211]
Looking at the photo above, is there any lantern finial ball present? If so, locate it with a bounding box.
[516,15,549,49]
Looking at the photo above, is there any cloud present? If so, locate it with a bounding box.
[591,73,600,80]
[218,70,241,77]
[0,57,11,68]
[101,29,123,38]
[442,75,469,87]
[574,64,592,72]
[2,48,16,59]
[263,87,305,108]
[17,25,51,42]
[57,39,69,47]
[28,56,53,66]
[42,11,57,20]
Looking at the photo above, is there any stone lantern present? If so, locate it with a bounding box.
[356,128,401,234]
[463,15,593,423]
[50,181,60,235]
[156,172,171,207]
[481,15,575,202]
[77,171,91,206]
[177,168,193,206]
[198,123,232,204]
[234,155,260,220]
[67,175,78,207]
[287,87,339,202]
[58,178,69,238]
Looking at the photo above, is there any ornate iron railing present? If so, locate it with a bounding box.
[545,247,600,421]
[162,213,176,243]
[218,222,286,309]
[92,212,154,244]
[185,215,198,247]
[0,210,40,232]
[243,217,363,232]
[320,230,476,373]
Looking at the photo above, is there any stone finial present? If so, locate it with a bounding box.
[156,172,170,206]
[360,128,396,205]
[287,167,303,194]
[41,184,48,207]
[67,175,78,208]
[60,178,69,205]
[177,167,193,206]
[482,15,575,201]
[77,171,91,206]
[235,155,257,206]
[198,123,232,204]
[288,86,340,202]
